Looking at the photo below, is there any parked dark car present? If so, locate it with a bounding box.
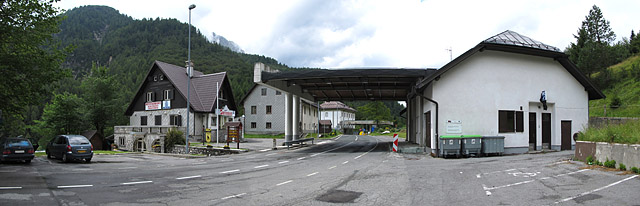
[0,137,35,163]
[46,135,93,163]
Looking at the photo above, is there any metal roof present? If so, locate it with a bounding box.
[484,30,560,52]
[319,101,356,112]
[261,68,436,101]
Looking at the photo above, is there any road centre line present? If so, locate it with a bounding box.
[265,153,277,156]
[118,167,138,170]
[297,157,306,160]
[221,193,246,200]
[483,169,590,191]
[121,181,152,185]
[192,162,207,165]
[176,175,202,180]
[278,161,289,164]
[554,175,638,204]
[342,161,349,164]
[254,165,269,169]
[307,172,319,177]
[57,185,93,189]
[259,149,271,152]
[0,187,22,190]
[276,180,293,186]
[354,137,379,160]
[220,169,240,174]
[328,166,337,170]
[311,141,355,157]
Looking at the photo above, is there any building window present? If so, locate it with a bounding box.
[498,110,524,133]
[251,106,257,114]
[146,92,154,102]
[266,122,272,129]
[251,122,256,128]
[155,115,162,126]
[261,88,267,96]
[276,90,282,95]
[163,90,173,100]
[325,112,328,117]
[266,105,272,114]
[119,137,125,146]
[169,115,182,126]
[211,116,217,126]
[141,116,147,126]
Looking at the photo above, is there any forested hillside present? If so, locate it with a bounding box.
[589,54,640,117]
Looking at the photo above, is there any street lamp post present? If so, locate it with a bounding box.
[186,4,196,154]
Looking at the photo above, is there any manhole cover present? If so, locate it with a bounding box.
[316,189,362,203]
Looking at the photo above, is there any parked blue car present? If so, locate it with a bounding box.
[0,137,35,163]
[46,135,93,163]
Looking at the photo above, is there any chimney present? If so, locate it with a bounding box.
[185,60,194,78]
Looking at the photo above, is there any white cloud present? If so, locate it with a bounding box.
[55,0,640,69]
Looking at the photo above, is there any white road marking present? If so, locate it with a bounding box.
[0,187,22,190]
[192,162,207,165]
[121,181,152,185]
[0,170,18,173]
[485,190,492,196]
[176,175,202,180]
[118,167,138,170]
[355,136,358,141]
[328,166,337,170]
[297,157,306,160]
[307,172,319,177]
[342,161,349,164]
[335,135,342,140]
[553,169,589,177]
[555,175,638,204]
[476,168,526,179]
[278,161,289,164]
[476,174,482,178]
[265,153,277,156]
[221,193,246,200]
[317,141,328,145]
[220,169,240,174]
[72,169,93,171]
[57,185,93,189]
[259,149,271,152]
[354,139,378,159]
[276,180,293,186]
[483,169,590,191]
[254,165,269,169]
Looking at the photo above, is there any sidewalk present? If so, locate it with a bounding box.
[191,138,329,152]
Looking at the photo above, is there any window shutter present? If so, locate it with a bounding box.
[169,115,175,125]
[178,115,182,126]
[169,90,174,100]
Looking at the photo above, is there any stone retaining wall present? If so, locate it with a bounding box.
[170,145,243,156]
[575,141,640,169]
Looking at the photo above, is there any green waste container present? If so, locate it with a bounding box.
[461,135,482,157]
[481,136,505,156]
[440,135,463,158]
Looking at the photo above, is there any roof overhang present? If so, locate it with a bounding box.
[254,63,435,101]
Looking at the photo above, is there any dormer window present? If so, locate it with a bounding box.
[146,92,154,102]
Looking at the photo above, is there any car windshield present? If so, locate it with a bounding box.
[7,139,31,147]
[68,136,90,145]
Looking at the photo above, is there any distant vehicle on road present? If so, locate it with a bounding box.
[46,135,93,163]
[0,137,35,163]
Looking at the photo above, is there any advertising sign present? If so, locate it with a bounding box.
[162,101,171,109]
[217,105,235,117]
[145,102,161,110]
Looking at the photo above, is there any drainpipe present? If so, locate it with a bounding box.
[417,94,439,156]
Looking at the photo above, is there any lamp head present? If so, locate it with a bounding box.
[189,4,196,10]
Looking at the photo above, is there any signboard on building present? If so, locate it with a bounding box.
[217,105,235,117]
[145,102,161,110]
[446,120,462,134]
[162,101,171,109]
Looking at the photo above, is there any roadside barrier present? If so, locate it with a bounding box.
[393,134,398,152]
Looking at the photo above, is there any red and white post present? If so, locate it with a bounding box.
[392,134,398,152]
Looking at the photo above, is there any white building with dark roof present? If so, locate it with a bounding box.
[115,61,237,152]
[320,101,356,131]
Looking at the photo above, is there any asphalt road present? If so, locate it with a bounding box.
[1,135,638,205]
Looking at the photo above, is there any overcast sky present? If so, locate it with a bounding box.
[55,0,640,69]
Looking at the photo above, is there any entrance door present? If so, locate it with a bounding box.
[561,121,572,150]
[542,113,551,149]
[529,112,536,151]
[425,111,431,148]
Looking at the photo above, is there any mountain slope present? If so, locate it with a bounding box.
[589,54,640,117]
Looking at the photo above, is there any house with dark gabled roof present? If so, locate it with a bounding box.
[114,60,237,152]
[408,30,604,154]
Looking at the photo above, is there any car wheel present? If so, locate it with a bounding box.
[46,150,53,159]
[25,160,31,164]
[85,158,91,163]
[62,153,68,163]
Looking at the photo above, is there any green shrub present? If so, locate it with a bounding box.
[619,163,626,171]
[604,158,617,168]
[595,160,603,166]
[631,167,640,173]
[164,129,185,152]
[586,156,594,165]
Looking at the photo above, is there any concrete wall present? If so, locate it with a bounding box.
[575,141,596,162]
[594,142,640,169]
[414,51,589,153]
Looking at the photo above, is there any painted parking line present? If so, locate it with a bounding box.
[554,175,638,204]
[221,193,246,200]
[176,175,202,180]
[483,169,590,191]
[254,165,269,169]
[121,181,153,185]
[0,187,22,190]
[278,161,289,164]
[220,169,240,174]
[307,172,319,177]
[476,168,524,178]
[57,185,93,189]
[276,180,293,186]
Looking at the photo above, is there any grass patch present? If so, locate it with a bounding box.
[578,120,640,144]
[94,150,130,155]
[35,152,46,157]
[589,54,640,117]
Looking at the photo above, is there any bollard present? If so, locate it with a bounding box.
[272,138,277,150]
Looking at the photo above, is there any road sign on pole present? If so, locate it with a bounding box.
[393,134,398,152]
